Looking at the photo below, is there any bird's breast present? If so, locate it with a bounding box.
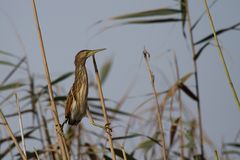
[69,81,88,124]
[66,66,89,125]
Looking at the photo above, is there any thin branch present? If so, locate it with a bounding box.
[143,48,167,160]
[31,1,69,159]
[185,0,204,156]
[92,55,116,160]
[15,93,27,157]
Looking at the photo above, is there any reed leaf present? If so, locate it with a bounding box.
[100,59,112,84]
[169,117,180,147]
[195,22,240,45]
[112,8,181,20]
[0,82,25,91]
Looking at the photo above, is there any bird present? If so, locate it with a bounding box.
[61,48,106,129]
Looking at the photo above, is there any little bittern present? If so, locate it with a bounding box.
[61,48,106,128]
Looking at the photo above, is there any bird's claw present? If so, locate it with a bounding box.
[55,123,64,136]
[104,123,112,133]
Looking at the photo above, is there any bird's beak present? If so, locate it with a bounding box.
[87,48,106,57]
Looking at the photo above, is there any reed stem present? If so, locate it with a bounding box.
[186,0,204,156]
[92,55,116,160]
[31,1,69,159]
[143,48,167,160]
[203,0,240,111]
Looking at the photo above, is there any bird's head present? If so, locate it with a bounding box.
[75,48,106,65]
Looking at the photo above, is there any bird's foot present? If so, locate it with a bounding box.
[56,123,64,136]
[104,123,112,133]
[89,120,112,133]
[56,119,67,136]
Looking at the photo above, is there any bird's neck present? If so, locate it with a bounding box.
[74,64,88,83]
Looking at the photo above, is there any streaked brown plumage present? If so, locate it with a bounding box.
[63,49,106,126]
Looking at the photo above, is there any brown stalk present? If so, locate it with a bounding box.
[92,55,116,160]
[143,48,167,160]
[0,110,27,160]
[185,0,204,156]
[31,1,69,159]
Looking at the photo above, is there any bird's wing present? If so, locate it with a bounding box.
[65,87,76,118]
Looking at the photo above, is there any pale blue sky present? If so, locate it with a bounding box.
[1,0,240,157]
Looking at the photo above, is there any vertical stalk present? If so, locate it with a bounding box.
[203,0,240,110]
[92,55,116,160]
[214,150,220,160]
[143,49,167,160]
[15,94,27,157]
[41,112,56,160]
[31,1,69,159]
[121,145,127,160]
[185,0,204,156]
[29,76,46,153]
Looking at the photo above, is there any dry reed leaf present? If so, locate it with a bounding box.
[169,117,180,147]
